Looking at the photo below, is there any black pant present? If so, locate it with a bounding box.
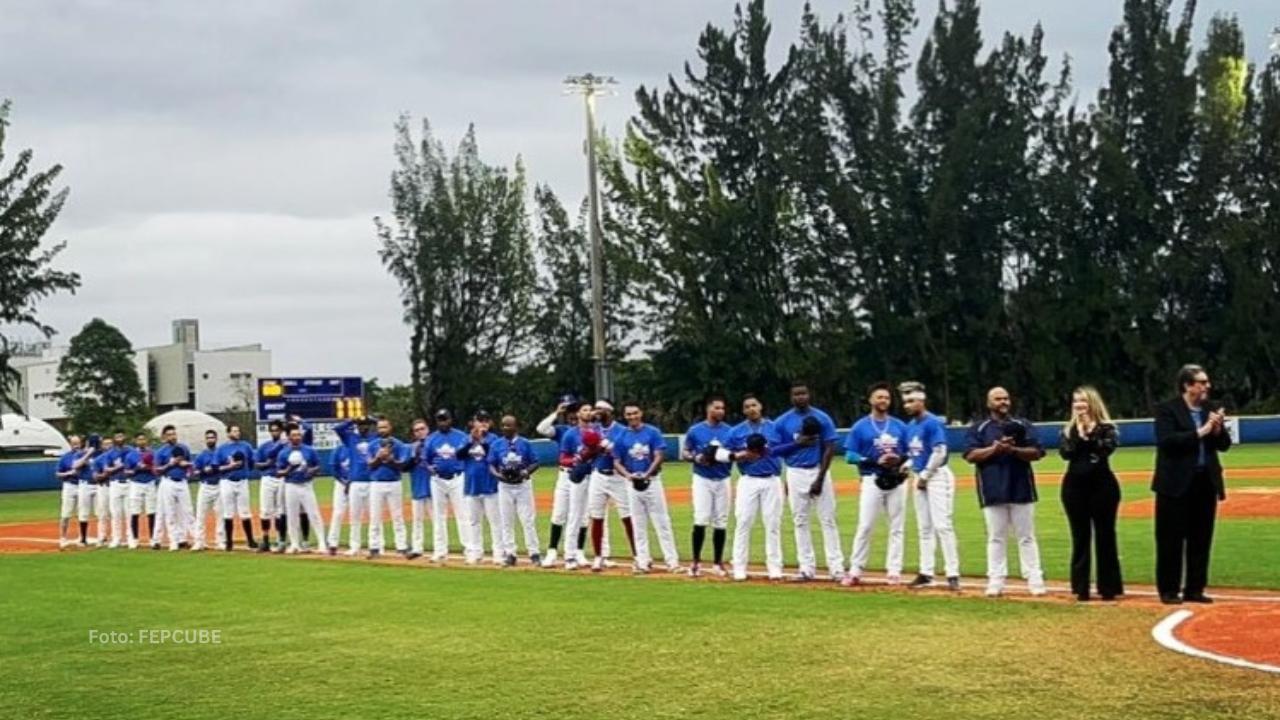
[1060,470,1123,598]
[1154,469,1218,597]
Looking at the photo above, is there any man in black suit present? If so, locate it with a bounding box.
[1152,364,1231,605]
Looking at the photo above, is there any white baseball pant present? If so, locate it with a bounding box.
[152,480,172,546]
[410,496,429,554]
[346,482,372,552]
[192,483,222,549]
[74,482,95,521]
[915,467,960,578]
[219,479,252,520]
[627,477,679,568]
[983,502,1044,592]
[848,476,907,578]
[160,478,195,549]
[466,493,502,562]
[368,481,407,552]
[550,471,571,526]
[328,482,351,550]
[78,483,108,542]
[109,481,131,545]
[127,481,157,515]
[732,474,784,578]
[563,473,611,561]
[59,483,80,519]
[588,471,632,520]
[692,475,731,529]
[430,476,467,559]
[259,476,285,523]
[498,480,540,558]
[285,481,328,552]
[784,466,845,577]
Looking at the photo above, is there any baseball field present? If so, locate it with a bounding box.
[2,445,1279,718]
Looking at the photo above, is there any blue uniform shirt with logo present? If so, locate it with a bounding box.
[847,415,909,477]
[772,407,838,469]
[368,436,411,482]
[124,447,156,483]
[489,435,537,474]
[729,418,783,477]
[906,412,948,473]
[613,423,665,476]
[463,432,499,496]
[194,447,222,485]
[275,444,320,483]
[333,421,376,482]
[407,441,431,500]
[595,421,626,473]
[154,443,192,481]
[965,416,1042,506]
[61,450,93,483]
[332,443,351,483]
[684,421,733,480]
[215,441,257,481]
[425,429,469,479]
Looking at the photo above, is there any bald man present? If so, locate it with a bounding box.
[963,387,1046,597]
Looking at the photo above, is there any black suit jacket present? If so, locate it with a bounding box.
[1151,398,1231,500]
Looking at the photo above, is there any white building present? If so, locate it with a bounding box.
[5,319,271,421]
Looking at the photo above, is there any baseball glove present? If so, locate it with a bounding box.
[569,461,593,484]
[630,474,651,492]
[800,416,822,438]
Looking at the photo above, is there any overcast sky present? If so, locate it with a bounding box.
[2,0,1275,385]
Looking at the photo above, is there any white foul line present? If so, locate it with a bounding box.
[1152,609,1280,675]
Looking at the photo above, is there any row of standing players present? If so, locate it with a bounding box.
[55,374,1229,602]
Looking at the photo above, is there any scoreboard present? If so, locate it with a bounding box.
[256,377,365,422]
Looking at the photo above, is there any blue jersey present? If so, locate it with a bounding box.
[613,423,665,476]
[595,421,625,472]
[846,415,909,477]
[773,407,838,469]
[215,441,256,481]
[463,432,499,496]
[965,416,1042,507]
[332,444,351,483]
[729,418,782,477]
[275,444,320,484]
[194,447,222,485]
[368,436,411,482]
[333,421,376,482]
[59,449,93,483]
[154,443,192,480]
[255,437,287,477]
[684,421,733,480]
[424,429,469,479]
[408,441,431,500]
[489,435,537,473]
[124,447,156,483]
[906,411,948,473]
[89,452,112,483]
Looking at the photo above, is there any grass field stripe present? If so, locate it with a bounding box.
[1152,610,1280,675]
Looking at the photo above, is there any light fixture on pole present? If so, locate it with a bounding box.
[564,73,618,403]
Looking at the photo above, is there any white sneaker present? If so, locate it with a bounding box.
[464,557,480,566]
[286,546,300,555]
[59,539,70,549]
[1029,584,1048,597]
[591,556,605,573]
[602,558,618,569]
[191,544,205,552]
[565,558,580,571]
[431,553,448,563]
[632,562,651,575]
[733,572,748,582]
[576,551,589,564]
[665,563,683,574]
[127,541,139,550]
[540,549,559,568]
[168,544,181,551]
[885,574,903,586]
[345,549,361,557]
[830,570,846,583]
[88,538,102,547]
[985,585,1004,598]
[108,541,120,549]
[711,564,729,578]
[767,573,784,581]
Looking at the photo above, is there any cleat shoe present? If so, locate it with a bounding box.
[1029,584,1048,597]
[795,570,816,583]
[247,540,259,549]
[664,563,682,574]
[127,541,139,550]
[108,541,120,550]
[591,556,605,573]
[192,544,205,552]
[1159,594,1182,605]
[830,571,846,584]
[344,548,361,557]
[840,575,861,588]
[947,577,962,592]
[733,572,748,582]
[406,551,422,560]
[688,563,702,578]
[285,546,299,555]
[88,538,102,547]
[565,558,580,571]
[540,549,558,568]
[431,554,447,563]
[327,547,338,557]
[1183,594,1214,604]
[767,573,784,581]
[908,574,933,588]
[711,563,729,578]
[503,554,517,567]
[257,542,270,553]
[632,562,651,575]
[985,585,1003,598]
[602,558,618,569]
[368,549,382,559]
[529,553,542,566]
[150,543,161,550]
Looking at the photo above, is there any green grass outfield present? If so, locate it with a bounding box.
[2,445,1279,719]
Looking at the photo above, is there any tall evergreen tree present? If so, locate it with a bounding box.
[54,318,147,432]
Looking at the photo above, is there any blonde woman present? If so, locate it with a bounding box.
[1058,386,1123,601]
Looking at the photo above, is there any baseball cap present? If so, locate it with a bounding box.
[434,409,452,421]
[473,409,491,421]
[594,400,614,412]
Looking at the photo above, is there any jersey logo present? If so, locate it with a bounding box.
[468,444,487,460]
[356,442,369,458]
[908,436,924,457]
[437,443,457,460]
[627,442,650,461]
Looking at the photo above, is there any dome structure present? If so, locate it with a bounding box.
[143,410,228,449]
[0,414,71,456]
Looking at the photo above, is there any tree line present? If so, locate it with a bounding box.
[379,0,1280,432]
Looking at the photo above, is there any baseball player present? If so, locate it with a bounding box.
[215,424,259,550]
[963,386,1047,597]
[424,409,469,562]
[191,429,225,551]
[900,381,961,591]
[462,411,502,564]
[124,433,158,549]
[254,420,289,551]
[613,402,680,574]
[488,414,542,566]
[581,400,637,572]
[274,425,328,554]
[727,395,785,581]
[537,401,612,568]
[103,434,132,548]
[773,381,845,581]
[406,418,430,558]
[154,425,195,551]
[366,417,412,558]
[56,434,94,548]
[334,416,376,556]
[327,439,353,555]
[843,382,910,586]
[681,396,734,577]
[83,434,110,546]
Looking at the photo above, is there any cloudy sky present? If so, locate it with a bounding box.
[2,0,1275,385]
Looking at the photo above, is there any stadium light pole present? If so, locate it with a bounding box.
[564,73,618,403]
